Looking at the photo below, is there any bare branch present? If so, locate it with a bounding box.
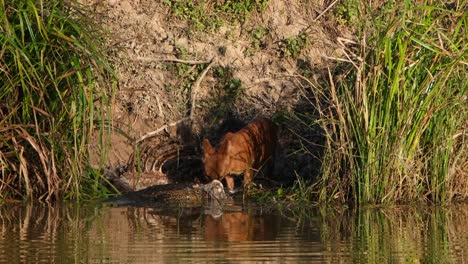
[136,118,190,143]
[134,56,211,65]
[190,59,216,121]
[314,0,339,21]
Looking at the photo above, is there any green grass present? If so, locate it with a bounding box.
[164,46,206,95]
[334,0,359,26]
[202,66,243,121]
[279,31,310,58]
[164,0,269,33]
[245,26,269,56]
[0,0,115,201]
[307,0,467,204]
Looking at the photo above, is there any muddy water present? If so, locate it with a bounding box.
[0,202,466,263]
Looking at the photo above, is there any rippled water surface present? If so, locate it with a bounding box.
[0,202,466,263]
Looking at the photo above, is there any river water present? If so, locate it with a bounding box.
[0,201,466,263]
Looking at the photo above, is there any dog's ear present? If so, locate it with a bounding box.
[202,138,215,155]
[225,138,233,152]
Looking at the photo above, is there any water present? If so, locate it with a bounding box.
[0,202,466,263]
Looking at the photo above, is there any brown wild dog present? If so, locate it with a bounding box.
[202,117,277,192]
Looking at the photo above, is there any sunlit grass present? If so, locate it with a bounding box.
[308,0,467,204]
[0,0,115,201]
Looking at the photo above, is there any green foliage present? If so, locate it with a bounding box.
[251,26,268,46]
[163,0,225,32]
[215,66,242,91]
[297,59,314,78]
[334,0,359,26]
[284,175,315,203]
[219,0,269,17]
[163,46,208,117]
[210,66,243,117]
[0,0,114,201]
[165,46,206,94]
[279,32,310,58]
[312,0,467,204]
[245,26,269,56]
[164,0,269,32]
[197,66,243,124]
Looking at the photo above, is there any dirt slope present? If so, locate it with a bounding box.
[84,0,352,188]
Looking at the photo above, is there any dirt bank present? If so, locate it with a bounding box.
[84,0,352,189]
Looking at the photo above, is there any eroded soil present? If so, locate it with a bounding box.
[84,0,353,190]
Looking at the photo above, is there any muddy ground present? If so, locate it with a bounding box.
[83,0,353,190]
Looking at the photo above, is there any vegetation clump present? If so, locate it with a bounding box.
[245,26,270,56]
[0,0,114,201]
[279,31,310,58]
[334,0,359,26]
[164,0,269,32]
[205,66,243,120]
[310,0,467,204]
[164,46,206,101]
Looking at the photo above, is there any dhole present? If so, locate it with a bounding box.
[202,117,277,192]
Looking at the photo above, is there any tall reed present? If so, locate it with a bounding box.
[312,0,467,204]
[0,0,114,201]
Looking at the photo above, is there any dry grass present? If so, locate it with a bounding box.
[0,0,114,201]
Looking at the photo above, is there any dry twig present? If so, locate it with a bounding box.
[314,0,339,21]
[135,56,211,65]
[135,57,215,143]
[136,118,190,143]
[190,59,216,121]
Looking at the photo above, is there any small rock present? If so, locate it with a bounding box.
[108,0,118,7]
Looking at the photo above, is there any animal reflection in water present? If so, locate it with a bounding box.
[203,211,279,242]
[142,209,279,242]
[126,180,279,243]
[202,179,279,242]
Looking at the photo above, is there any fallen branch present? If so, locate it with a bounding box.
[135,58,214,143]
[155,95,164,119]
[136,118,190,143]
[135,56,211,65]
[314,0,339,21]
[190,59,216,121]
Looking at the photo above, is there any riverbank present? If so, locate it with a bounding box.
[1,0,466,204]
